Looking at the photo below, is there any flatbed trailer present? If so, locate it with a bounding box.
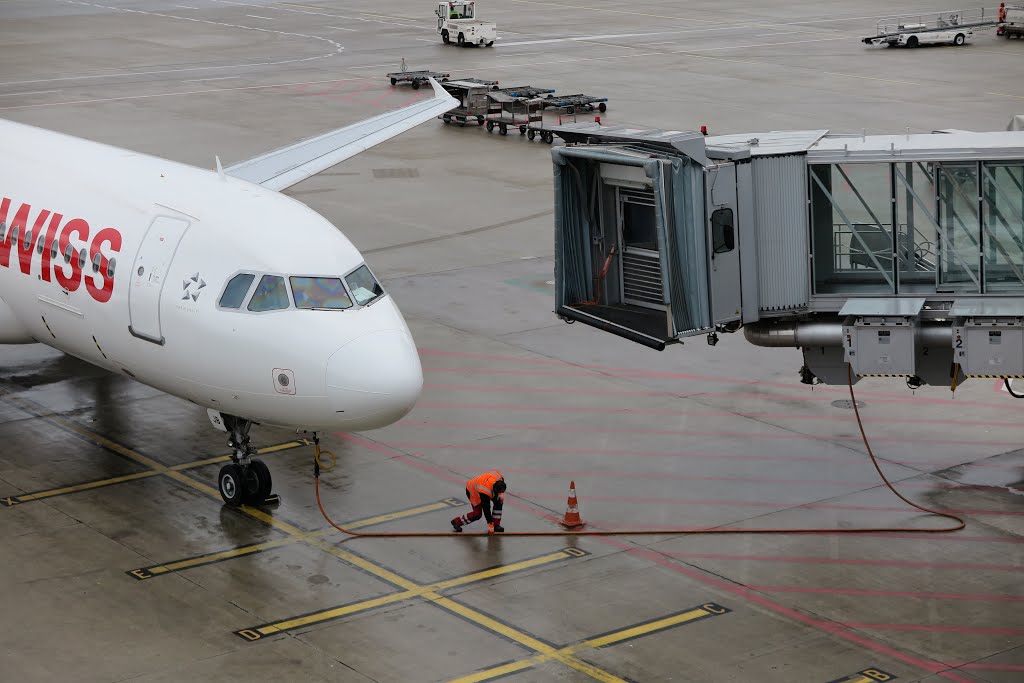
[387,70,451,89]
[497,85,555,98]
[539,94,608,113]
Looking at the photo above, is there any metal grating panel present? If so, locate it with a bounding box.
[753,155,809,312]
[622,250,664,304]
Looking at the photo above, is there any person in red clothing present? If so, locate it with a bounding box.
[999,3,1007,22]
[451,470,506,533]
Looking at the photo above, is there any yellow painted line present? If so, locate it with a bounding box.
[130,500,460,579]
[241,548,587,638]
[1,399,624,683]
[169,440,308,470]
[447,604,730,683]
[11,470,159,503]
[433,595,627,683]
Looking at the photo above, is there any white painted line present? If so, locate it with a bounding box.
[326,25,357,32]
[415,38,437,42]
[754,31,810,37]
[349,62,415,70]
[500,31,674,47]
[246,14,274,20]
[175,4,198,8]
[0,89,62,97]
[184,76,238,82]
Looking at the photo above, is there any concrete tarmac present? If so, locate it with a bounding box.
[1,0,1022,681]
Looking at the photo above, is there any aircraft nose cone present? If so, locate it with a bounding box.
[326,330,423,430]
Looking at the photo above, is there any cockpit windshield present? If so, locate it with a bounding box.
[345,265,384,306]
[290,276,353,310]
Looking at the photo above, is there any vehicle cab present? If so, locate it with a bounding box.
[436,1,497,47]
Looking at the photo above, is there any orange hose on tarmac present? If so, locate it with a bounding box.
[315,365,964,538]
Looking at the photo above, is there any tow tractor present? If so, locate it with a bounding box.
[862,7,998,46]
[999,4,1024,37]
[436,1,496,47]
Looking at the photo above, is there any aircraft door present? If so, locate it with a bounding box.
[128,215,190,344]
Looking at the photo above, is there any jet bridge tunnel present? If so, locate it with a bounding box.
[552,124,1024,386]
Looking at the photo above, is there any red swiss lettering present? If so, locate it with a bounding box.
[86,228,122,303]
[40,213,63,283]
[53,218,90,292]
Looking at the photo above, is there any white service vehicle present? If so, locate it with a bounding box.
[895,22,973,46]
[436,1,496,47]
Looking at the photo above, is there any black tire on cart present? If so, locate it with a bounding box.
[598,102,607,113]
[527,129,536,141]
[543,131,554,144]
[907,35,919,47]
[458,118,466,127]
[458,33,465,46]
[477,115,485,125]
[486,121,495,132]
[442,114,452,124]
[519,125,527,135]
[499,123,508,136]
[390,77,397,86]
[953,33,965,46]
[442,30,450,44]
[487,41,494,46]
[412,80,420,89]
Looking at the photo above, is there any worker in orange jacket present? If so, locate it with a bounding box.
[451,470,506,533]
[999,2,1007,22]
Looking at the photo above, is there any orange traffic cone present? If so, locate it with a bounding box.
[560,480,585,529]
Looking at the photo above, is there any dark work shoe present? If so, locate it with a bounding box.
[451,520,463,533]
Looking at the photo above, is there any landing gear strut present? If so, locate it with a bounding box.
[216,416,278,507]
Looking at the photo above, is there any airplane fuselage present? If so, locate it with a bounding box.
[0,119,422,432]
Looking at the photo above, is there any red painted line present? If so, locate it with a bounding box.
[519,492,1024,516]
[962,663,1024,672]
[665,552,1023,570]
[416,402,1024,429]
[603,540,977,683]
[422,382,1024,412]
[748,585,1024,602]
[842,622,1024,636]
[384,441,1013,471]
[387,440,843,466]
[398,420,1024,447]
[452,465,885,487]
[338,434,988,683]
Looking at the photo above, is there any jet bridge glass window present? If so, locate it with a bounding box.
[810,163,895,295]
[290,276,353,309]
[345,265,384,306]
[982,162,1024,292]
[894,162,939,293]
[247,275,291,312]
[937,163,981,293]
[219,273,255,309]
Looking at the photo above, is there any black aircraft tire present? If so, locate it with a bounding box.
[244,460,273,503]
[218,464,246,506]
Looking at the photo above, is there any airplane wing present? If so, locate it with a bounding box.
[225,78,458,192]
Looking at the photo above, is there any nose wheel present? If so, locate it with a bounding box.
[217,416,279,507]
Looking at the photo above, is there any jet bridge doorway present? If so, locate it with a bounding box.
[553,145,711,350]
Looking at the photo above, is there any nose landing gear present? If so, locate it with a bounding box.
[216,415,279,507]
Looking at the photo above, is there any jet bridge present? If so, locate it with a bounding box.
[551,124,1024,386]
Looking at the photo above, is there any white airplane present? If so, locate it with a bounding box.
[0,80,458,507]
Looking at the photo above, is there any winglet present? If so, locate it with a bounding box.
[215,155,225,180]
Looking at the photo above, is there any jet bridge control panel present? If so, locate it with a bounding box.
[550,122,1024,387]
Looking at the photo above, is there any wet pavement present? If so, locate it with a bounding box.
[1,1,1023,681]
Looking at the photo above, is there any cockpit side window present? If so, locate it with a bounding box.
[247,275,291,312]
[290,276,353,309]
[219,272,255,309]
[344,265,385,306]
